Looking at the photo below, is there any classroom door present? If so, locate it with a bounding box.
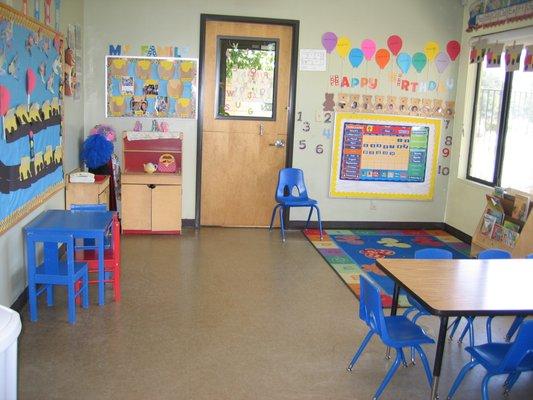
[200,18,295,227]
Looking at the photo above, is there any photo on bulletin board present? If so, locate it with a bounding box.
[0,4,64,234]
[105,55,198,119]
[329,113,441,200]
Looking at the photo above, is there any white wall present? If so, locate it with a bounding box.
[0,0,85,306]
[444,2,533,235]
[83,0,464,222]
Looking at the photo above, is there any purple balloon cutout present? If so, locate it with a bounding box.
[322,32,338,54]
[435,51,450,73]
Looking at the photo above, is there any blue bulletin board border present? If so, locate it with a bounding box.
[0,3,64,234]
[105,55,198,119]
[329,113,441,200]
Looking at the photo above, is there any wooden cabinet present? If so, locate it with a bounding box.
[66,175,110,209]
[471,191,533,258]
[121,173,182,234]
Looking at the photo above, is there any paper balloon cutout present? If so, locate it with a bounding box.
[375,48,390,70]
[349,48,364,68]
[396,53,411,73]
[321,32,338,54]
[387,35,403,56]
[447,40,461,61]
[0,86,10,116]
[424,41,440,62]
[361,39,376,60]
[412,52,427,73]
[26,68,36,94]
[435,51,450,73]
[336,36,351,59]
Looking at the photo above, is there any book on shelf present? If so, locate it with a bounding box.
[481,213,499,236]
[485,194,504,224]
[502,227,519,248]
[491,224,504,242]
[511,194,530,222]
[503,219,521,233]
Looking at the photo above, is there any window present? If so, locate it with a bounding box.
[216,37,278,120]
[467,46,533,193]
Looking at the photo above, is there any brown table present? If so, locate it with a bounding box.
[375,258,533,400]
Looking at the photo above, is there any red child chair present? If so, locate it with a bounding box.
[75,212,121,302]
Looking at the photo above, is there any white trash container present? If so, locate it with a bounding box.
[0,305,21,400]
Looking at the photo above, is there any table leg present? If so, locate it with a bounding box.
[391,282,400,316]
[430,316,449,400]
[44,242,58,306]
[97,234,105,306]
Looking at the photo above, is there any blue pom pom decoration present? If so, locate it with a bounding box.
[82,134,114,169]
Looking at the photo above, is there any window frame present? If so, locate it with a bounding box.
[466,62,516,188]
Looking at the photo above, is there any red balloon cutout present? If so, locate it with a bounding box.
[446,40,461,61]
[0,85,10,116]
[387,35,403,56]
[26,68,36,95]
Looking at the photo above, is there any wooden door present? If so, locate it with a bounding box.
[200,19,294,227]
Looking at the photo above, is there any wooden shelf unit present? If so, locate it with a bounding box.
[66,175,110,210]
[121,132,182,235]
[470,191,533,258]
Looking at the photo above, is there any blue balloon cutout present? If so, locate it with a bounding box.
[349,48,364,68]
[397,52,411,74]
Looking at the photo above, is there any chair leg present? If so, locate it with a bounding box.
[373,349,402,400]
[414,345,432,386]
[481,374,493,400]
[505,316,525,342]
[82,271,89,309]
[448,317,462,340]
[269,205,280,231]
[279,206,286,242]
[503,372,521,395]
[399,348,408,367]
[28,283,38,322]
[114,263,121,302]
[409,346,416,365]
[446,360,478,399]
[305,207,313,229]
[486,316,494,343]
[67,282,76,324]
[347,331,374,371]
[403,306,416,318]
[314,205,323,240]
[458,317,474,344]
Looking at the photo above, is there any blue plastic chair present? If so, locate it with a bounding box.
[450,248,512,345]
[447,321,533,400]
[347,275,434,399]
[26,232,89,324]
[501,253,533,342]
[268,168,322,241]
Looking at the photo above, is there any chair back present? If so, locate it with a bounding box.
[275,168,309,202]
[71,203,107,212]
[500,321,533,371]
[478,248,512,259]
[359,275,389,338]
[414,248,453,259]
[27,232,76,274]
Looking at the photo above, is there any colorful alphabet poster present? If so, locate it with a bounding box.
[330,113,440,200]
[106,56,198,119]
[0,4,64,233]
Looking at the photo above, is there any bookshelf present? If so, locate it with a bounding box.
[471,190,533,258]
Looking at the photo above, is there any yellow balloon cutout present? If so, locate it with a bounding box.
[336,36,351,59]
[424,41,440,61]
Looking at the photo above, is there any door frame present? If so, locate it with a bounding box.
[196,14,300,228]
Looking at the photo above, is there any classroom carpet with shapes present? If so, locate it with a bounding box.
[304,229,471,307]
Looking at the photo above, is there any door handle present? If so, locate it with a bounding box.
[147,184,156,189]
[259,123,264,136]
[269,139,286,148]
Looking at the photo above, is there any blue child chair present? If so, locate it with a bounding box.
[449,248,512,345]
[26,232,89,324]
[347,275,434,399]
[447,320,533,400]
[269,168,323,241]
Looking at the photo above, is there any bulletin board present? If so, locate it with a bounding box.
[0,4,64,234]
[329,113,441,200]
[105,55,198,119]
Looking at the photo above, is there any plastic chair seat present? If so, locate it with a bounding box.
[34,261,88,283]
[384,316,434,346]
[279,197,317,206]
[466,343,533,372]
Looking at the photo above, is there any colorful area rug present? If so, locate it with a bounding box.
[304,229,471,307]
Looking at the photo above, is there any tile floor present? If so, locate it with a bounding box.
[17,228,533,399]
